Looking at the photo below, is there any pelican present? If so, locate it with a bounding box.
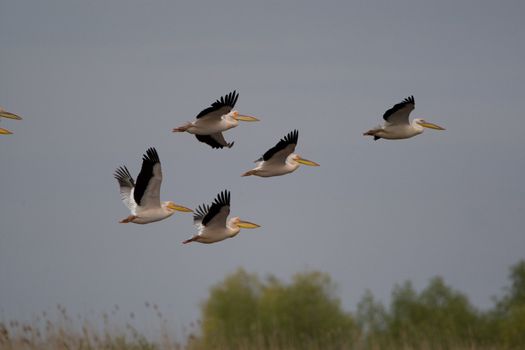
[172,91,259,149]
[364,96,445,140]
[183,190,260,244]
[0,107,22,134]
[114,147,192,224]
[242,130,319,177]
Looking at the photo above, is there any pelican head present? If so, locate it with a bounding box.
[291,154,320,167]
[414,118,445,131]
[231,110,259,122]
[164,201,193,213]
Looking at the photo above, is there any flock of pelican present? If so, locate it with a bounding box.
[2,92,444,245]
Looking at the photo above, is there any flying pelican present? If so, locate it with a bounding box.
[183,190,260,244]
[172,91,259,149]
[114,147,193,224]
[0,107,22,134]
[364,96,445,140]
[242,130,319,177]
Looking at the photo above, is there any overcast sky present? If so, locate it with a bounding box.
[1,0,524,337]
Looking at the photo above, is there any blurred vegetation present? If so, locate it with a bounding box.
[189,260,525,350]
[187,270,357,349]
[2,260,525,349]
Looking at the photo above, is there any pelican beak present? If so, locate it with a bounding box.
[296,156,320,166]
[167,203,193,212]
[417,120,445,130]
[0,128,13,135]
[233,114,259,122]
[237,220,260,229]
[0,111,22,120]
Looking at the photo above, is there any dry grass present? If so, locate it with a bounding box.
[0,305,506,350]
[0,304,183,350]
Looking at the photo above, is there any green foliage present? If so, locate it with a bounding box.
[192,269,357,349]
[388,278,480,347]
[496,260,525,312]
[193,260,525,349]
[490,260,525,348]
[355,260,525,350]
[199,269,261,347]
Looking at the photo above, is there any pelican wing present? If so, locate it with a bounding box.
[195,133,234,149]
[134,147,162,209]
[193,203,210,227]
[256,130,298,164]
[197,190,231,229]
[383,96,415,125]
[114,166,137,213]
[195,91,239,121]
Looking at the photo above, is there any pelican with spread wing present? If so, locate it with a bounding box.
[0,106,22,134]
[183,190,260,244]
[242,130,319,177]
[114,147,192,224]
[364,96,445,140]
[172,91,259,149]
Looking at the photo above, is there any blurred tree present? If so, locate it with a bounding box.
[493,260,525,348]
[258,271,356,348]
[356,289,389,348]
[198,269,261,348]
[356,278,482,349]
[191,269,357,349]
[190,260,525,349]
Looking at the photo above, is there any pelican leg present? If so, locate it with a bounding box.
[241,169,257,177]
[182,236,198,244]
[119,215,137,223]
[363,129,383,141]
[172,122,192,133]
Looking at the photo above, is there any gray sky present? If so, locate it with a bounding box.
[1,0,524,336]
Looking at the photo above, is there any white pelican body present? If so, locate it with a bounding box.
[250,157,300,177]
[114,148,192,225]
[242,130,319,178]
[184,111,239,135]
[364,96,445,140]
[183,190,260,244]
[0,106,22,134]
[173,91,259,149]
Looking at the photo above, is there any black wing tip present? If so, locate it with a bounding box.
[196,90,240,118]
[284,129,299,144]
[143,147,160,163]
[261,129,299,161]
[383,95,416,121]
[214,190,231,206]
[193,203,210,222]
[211,140,234,149]
[195,134,234,149]
[403,95,415,104]
[214,90,239,108]
[199,190,230,226]
[114,165,134,186]
[114,165,129,177]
